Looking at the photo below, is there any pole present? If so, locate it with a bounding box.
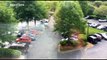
[87,23,89,40]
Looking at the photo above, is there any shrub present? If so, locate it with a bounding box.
[89,15,97,19]
[60,40,67,46]
[70,40,78,47]
[0,48,21,58]
[60,40,78,47]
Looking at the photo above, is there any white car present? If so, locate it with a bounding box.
[98,19,107,22]
[99,33,107,40]
[97,25,105,30]
[89,23,100,28]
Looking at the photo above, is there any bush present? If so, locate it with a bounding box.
[60,40,67,46]
[0,48,21,58]
[70,40,78,47]
[88,15,97,19]
[60,40,78,47]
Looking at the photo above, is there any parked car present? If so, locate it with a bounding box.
[87,36,98,44]
[8,43,29,53]
[89,23,101,28]
[17,32,23,38]
[16,34,32,44]
[28,33,36,41]
[97,25,105,30]
[92,34,102,41]
[98,19,107,22]
[101,26,107,32]
[17,30,24,38]
[98,33,107,40]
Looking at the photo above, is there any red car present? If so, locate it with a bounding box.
[16,34,32,44]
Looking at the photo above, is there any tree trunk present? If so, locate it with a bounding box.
[26,20,29,31]
[34,20,36,26]
[67,37,71,46]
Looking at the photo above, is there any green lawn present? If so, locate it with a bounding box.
[79,27,106,40]
[86,27,106,35]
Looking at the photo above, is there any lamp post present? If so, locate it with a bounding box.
[87,23,89,40]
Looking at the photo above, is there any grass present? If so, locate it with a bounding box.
[86,27,106,35]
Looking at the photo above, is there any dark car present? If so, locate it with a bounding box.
[17,30,24,38]
[87,36,98,44]
[92,34,102,42]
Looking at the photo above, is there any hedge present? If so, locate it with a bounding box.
[0,48,21,58]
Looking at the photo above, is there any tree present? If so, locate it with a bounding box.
[0,1,17,42]
[93,1,102,7]
[33,1,48,24]
[79,1,90,17]
[54,1,86,45]
[12,1,48,27]
[94,5,107,19]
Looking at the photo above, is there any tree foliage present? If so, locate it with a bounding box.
[93,1,102,7]
[79,1,90,17]
[0,1,17,23]
[54,1,86,38]
[94,5,107,19]
[13,1,48,23]
[0,1,17,42]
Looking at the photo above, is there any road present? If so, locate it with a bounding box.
[24,18,107,59]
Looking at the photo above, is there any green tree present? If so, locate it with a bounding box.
[94,5,107,19]
[0,1,17,42]
[13,1,48,26]
[93,1,102,7]
[54,1,86,45]
[79,1,90,17]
